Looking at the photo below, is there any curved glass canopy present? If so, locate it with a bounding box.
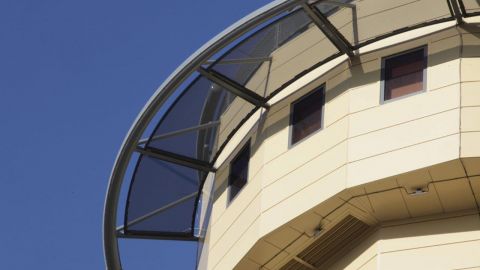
[104,0,474,268]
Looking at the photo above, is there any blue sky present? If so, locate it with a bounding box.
[0,1,271,269]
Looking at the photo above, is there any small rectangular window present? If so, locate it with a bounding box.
[228,142,250,202]
[290,87,325,145]
[382,47,427,102]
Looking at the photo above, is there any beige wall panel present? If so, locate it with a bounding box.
[244,61,269,96]
[461,33,480,58]
[233,258,260,270]
[270,26,329,71]
[244,240,281,266]
[427,52,460,91]
[462,157,480,176]
[210,219,261,270]
[261,142,347,210]
[429,159,466,181]
[260,105,290,162]
[368,189,410,221]
[211,168,229,224]
[363,177,398,193]
[379,239,480,270]
[461,81,480,107]
[347,134,459,187]
[461,132,480,157]
[260,166,347,236]
[349,82,380,114]
[327,8,354,45]
[325,86,350,127]
[265,26,338,95]
[355,0,450,43]
[399,186,443,217]
[427,34,461,90]
[462,106,480,132]
[379,214,480,252]
[218,100,252,147]
[267,39,338,94]
[263,226,301,251]
[287,211,323,237]
[209,179,262,247]
[262,250,289,270]
[250,131,265,181]
[262,119,348,187]
[312,196,345,219]
[349,83,460,137]
[461,57,480,82]
[396,168,431,190]
[434,178,477,212]
[348,109,459,162]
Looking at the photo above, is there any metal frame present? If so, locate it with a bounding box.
[197,67,269,108]
[103,0,471,268]
[380,45,428,104]
[380,45,428,103]
[135,147,215,172]
[448,0,464,24]
[138,121,220,145]
[118,191,199,232]
[300,1,354,57]
[103,1,301,269]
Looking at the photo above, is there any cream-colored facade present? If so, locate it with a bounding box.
[197,14,480,270]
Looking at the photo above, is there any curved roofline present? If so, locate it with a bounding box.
[103,1,300,268]
[103,0,468,268]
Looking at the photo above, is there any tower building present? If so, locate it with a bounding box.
[104,1,480,269]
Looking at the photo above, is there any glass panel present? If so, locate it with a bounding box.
[211,8,339,98]
[147,76,254,163]
[125,155,206,234]
[315,0,452,47]
[461,0,480,15]
[383,48,426,101]
[291,87,324,145]
[229,144,250,201]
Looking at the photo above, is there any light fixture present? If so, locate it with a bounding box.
[408,187,429,196]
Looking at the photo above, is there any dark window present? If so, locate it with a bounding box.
[290,87,325,145]
[383,47,426,101]
[228,143,250,201]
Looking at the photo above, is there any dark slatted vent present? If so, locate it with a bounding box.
[281,215,373,270]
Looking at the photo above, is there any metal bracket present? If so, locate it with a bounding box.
[447,0,464,24]
[136,147,215,172]
[301,1,354,57]
[198,67,269,108]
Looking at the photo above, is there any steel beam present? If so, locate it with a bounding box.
[301,2,354,57]
[447,0,464,24]
[117,232,198,241]
[117,191,198,232]
[198,67,269,108]
[138,121,220,145]
[205,56,271,65]
[136,147,215,172]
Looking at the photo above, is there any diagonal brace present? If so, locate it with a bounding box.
[301,2,354,57]
[198,67,269,108]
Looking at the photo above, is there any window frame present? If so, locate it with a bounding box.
[380,45,428,104]
[289,85,326,148]
[227,140,251,204]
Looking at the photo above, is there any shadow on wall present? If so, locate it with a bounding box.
[211,23,480,205]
